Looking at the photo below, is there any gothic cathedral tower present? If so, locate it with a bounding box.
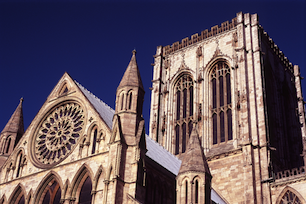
[149,12,306,203]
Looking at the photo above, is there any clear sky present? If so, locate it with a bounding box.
[0,0,305,134]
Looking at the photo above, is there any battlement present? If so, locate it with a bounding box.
[274,166,306,180]
[260,26,294,73]
[163,17,237,55]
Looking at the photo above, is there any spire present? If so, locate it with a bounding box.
[1,98,24,136]
[117,50,144,91]
[178,124,211,175]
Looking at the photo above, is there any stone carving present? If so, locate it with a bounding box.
[33,103,85,167]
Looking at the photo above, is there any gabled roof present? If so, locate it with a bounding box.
[74,81,181,175]
[75,81,115,129]
[117,50,144,91]
[146,135,182,175]
[1,98,24,135]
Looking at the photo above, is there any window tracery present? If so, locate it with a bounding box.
[211,61,232,145]
[175,74,194,155]
[32,102,85,168]
[279,190,302,204]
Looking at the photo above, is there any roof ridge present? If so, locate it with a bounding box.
[74,80,115,113]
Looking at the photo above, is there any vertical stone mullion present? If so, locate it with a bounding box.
[224,74,229,142]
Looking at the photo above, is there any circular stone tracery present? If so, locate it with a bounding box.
[34,103,85,167]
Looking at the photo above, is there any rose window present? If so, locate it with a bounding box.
[33,103,85,167]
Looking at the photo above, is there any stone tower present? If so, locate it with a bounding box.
[149,12,306,203]
[0,98,24,168]
[108,50,146,203]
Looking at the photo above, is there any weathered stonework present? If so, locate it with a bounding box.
[0,12,305,204]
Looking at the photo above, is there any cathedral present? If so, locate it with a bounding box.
[0,12,306,204]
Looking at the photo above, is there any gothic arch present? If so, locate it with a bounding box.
[203,55,233,77]
[26,189,33,204]
[68,163,94,199]
[118,91,126,111]
[92,165,104,193]
[204,58,233,146]
[7,183,26,204]
[171,72,195,155]
[0,194,7,204]
[4,135,13,154]
[33,172,63,204]
[14,148,26,178]
[32,171,64,204]
[127,89,134,110]
[177,175,190,186]
[276,186,306,204]
[87,122,98,155]
[191,175,203,183]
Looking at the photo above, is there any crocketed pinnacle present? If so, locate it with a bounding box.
[178,124,211,175]
[1,98,24,135]
[117,50,144,91]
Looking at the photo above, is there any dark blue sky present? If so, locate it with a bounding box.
[0,1,305,134]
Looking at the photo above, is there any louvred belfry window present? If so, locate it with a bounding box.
[211,61,232,145]
[175,75,194,155]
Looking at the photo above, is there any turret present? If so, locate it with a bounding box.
[114,50,145,145]
[0,98,24,167]
[176,124,212,203]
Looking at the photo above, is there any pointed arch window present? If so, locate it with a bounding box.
[41,180,61,204]
[211,61,232,145]
[175,74,194,155]
[185,180,188,204]
[91,127,98,155]
[120,93,125,110]
[5,137,11,154]
[279,190,302,204]
[195,180,199,204]
[16,153,23,178]
[128,92,133,110]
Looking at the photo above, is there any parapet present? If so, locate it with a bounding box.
[163,17,238,55]
[260,26,294,73]
[274,166,305,180]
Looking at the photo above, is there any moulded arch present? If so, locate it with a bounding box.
[127,89,134,110]
[68,163,94,199]
[92,165,104,192]
[191,175,203,183]
[32,171,64,204]
[170,71,195,91]
[0,194,7,204]
[26,189,33,204]
[4,135,13,154]
[178,175,190,186]
[203,55,233,77]
[275,186,306,204]
[118,91,126,111]
[7,183,26,204]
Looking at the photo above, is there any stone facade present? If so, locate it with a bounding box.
[0,12,305,204]
[149,12,306,203]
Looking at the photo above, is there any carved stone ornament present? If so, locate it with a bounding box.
[31,102,85,168]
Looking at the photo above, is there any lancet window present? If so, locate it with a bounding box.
[175,74,194,155]
[211,61,232,145]
[91,126,98,155]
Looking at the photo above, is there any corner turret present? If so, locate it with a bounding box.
[113,50,145,145]
[0,98,25,167]
[176,124,212,203]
